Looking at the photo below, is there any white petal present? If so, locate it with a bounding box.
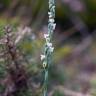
[48,12,52,18]
[44,34,49,39]
[50,47,54,52]
[47,42,52,47]
[49,19,54,23]
[40,54,45,60]
[53,23,56,30]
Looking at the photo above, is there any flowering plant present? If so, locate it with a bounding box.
[40,0,56,96]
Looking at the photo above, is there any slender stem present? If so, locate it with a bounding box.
[41,0,56,96]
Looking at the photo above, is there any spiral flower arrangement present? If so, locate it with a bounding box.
[40,0,56,96]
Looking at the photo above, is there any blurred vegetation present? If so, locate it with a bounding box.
[0,0,96,96]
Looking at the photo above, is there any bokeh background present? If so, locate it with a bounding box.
[0,0,96,96]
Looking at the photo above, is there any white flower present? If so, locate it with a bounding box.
[44,34,50,42]
[46,42,54,52]
[46,42,52,47]
[49,18,54,23]
[44,34,49,39]
[49,47,54,52]
[53,23,56,30]
[43,62,47,68]
[48,12,52,18]
[40,54,45,60]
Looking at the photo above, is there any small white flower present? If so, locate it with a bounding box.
[43,62,47,68]
[44,34,49,39]
[46,42,52,47]
[48,12,52,18]
[46,42,54,52]
[40,54,45,60]
[44,34,50,42]
[48,12,51,15]
[53,23,56,30]
[49,47,54,52]
[49,18,54,23]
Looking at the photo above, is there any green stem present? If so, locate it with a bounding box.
[41,0,56,96]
